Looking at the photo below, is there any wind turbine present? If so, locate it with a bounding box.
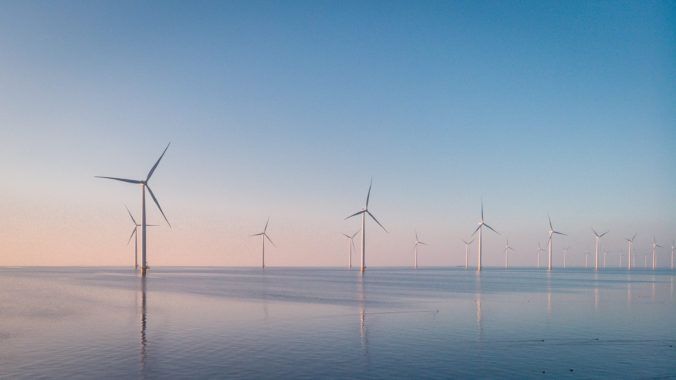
[537,242,544,269]
[413,231,427,269]
[563,246,570,269]
[504,239,514,269]
[471,201,499,272]
[603,250,608,268]
[671,241,675,270]
[345,180,387,273]
[625,233,636,270]
[251,219,274,269]
[585,251,589,268]
[462,238,474,269]
[651,237,663,270]
[125,205,157,270]
[342,231,360,269]
[97,143,171,276]
[592,228,608,271]
[547,215,566,271]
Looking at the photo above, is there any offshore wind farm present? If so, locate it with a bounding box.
[1,1,674,379]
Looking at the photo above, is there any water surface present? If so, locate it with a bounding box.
[1,267,674,378]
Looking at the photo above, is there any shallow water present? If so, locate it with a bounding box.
[1,267,674,379]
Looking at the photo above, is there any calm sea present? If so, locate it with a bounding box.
[1,267,674,379]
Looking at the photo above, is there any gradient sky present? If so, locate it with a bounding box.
[1,1,674,268]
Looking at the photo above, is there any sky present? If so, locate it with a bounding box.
[1,1,674,268]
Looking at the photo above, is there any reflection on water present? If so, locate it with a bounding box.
[0,267,675,379]
[139,276,147,378]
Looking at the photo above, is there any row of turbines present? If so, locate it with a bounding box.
[98,144,675,276]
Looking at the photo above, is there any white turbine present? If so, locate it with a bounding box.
[345,180,387,273]
[251,219,275,269]
[462,238,474,269]
[471,201,499,272]
[97,143,171,276]
[414,231,427,269]
[563,246,570,269]
[651,237,663,270]
[603,250,607,268]
[504,239,514,269]
[592,228,608,271]
[671,241,675,270]
[125,205,157,270]
[625,233,636,270]
[537,242,544,269]
[342,231,360,269]
[547,215,566,271]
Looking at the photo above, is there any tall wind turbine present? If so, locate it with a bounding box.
[651,237,663,270]
[345,180,387,273]
[342,231,360,269]
[125,205,157,270]
[563,246,570,269]
[537,242,544,269]
[504,239,514,269]
[592,228,608,271]
[97,143,171,276]
[471,201,499,272]
[462,239,474,269]
[626,233,636,270]
[413,231,427,269]
[547,215,566,271]
[671,241,675,270]
[251,219,274,269]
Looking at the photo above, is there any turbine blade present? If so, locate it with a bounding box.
[657,244,664,248]
[125,205,137,225]
[146,185,171,228]
[251,233,264,236]
[127,227,137,245]
[483,223,499,235]
[631,233,637,242]
[469,239,474,245]
[146,142,171,182]
[342,233,351,239]
[471,224,482,236]
[592,228,599,237]
[481,200,484,221]
[95,176,142,184]
[345,210,366,219]
[365,179,372,208]
[264,233,275,247]
[553,231,566,236]
[351,230,360,239]
[264,218,269,233]
[600,231,608,237]
[367,211,387,233]
[548,214,553,230]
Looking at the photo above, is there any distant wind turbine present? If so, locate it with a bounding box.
[563,246,570,269]
[671,241,675,270]
[626,234,637,270]
[342,231,360,269]
[537,242,544,269]
[592,228,608,271]
[414,231,427,269]
[585,251,589,268]
[651,237,663,270]
[97,143,171,276]
[125,205,157,270]
[462,239,474,269]
[345,180,387,273]
[547,215,566,271]
[471,201,499,272]
[251,219,274,269]
[603,250,608,268]
[504,239,514,269]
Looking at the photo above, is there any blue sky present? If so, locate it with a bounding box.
[1,1,674,267]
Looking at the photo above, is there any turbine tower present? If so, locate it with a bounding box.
[125,205,157,270]
[592,228,608,271]
[625,234,636,270]
[471,201,499,272]
[563,246,570,269]
[504,239,514,269]
[651,237,663,270]
[462,239,474,269]
[345,180,387,273]
[671,241,675,270]
[547,215,566,271]
[97,143,171,276]
[413,231,427,269]
[342,231,360,269]
[251,219,274,269]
